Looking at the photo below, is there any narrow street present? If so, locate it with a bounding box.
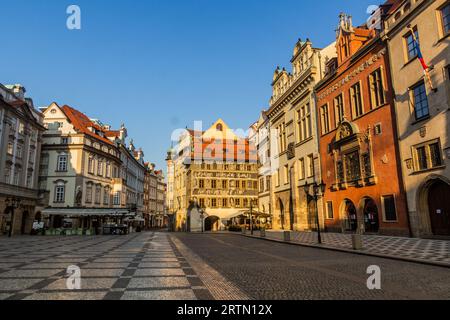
[0,232,449,300]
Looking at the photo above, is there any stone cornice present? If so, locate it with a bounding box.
[316,48,387,101]
[268,66,317,119]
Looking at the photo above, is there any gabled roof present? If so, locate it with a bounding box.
[60,105,116,146]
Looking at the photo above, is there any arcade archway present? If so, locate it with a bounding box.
[204,216,220,232]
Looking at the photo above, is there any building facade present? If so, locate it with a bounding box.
[315,12,410,236]
[383,0,450,237]
[0,84,46,235]
[254,112,273,227]
[39,103,128,231]
[265,39,336,231]
[167,119,258,232]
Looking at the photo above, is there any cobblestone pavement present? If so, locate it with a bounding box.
[260,230,450,265]
[174,233,450,300]
[0,232,213,300]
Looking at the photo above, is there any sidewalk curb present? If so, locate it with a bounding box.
[231,232,450,269]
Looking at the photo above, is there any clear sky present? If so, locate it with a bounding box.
[1,0,383,170]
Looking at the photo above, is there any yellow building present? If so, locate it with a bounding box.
[167,119,258,232]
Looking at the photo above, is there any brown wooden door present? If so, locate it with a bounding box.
[428,181,450,236]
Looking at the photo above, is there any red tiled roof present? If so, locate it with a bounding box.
[105,130,120,138]
[60,105,115,146]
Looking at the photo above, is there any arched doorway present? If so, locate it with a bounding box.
[363,198,379,233]
[342,199,357,232]
[278,198,285,230]
[204,216,220,232]
[428,180,450,236]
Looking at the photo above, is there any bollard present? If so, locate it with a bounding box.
[351,234,363,250]
[283,231,291,242]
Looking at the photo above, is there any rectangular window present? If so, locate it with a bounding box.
[382,195,397,221]
[211,180,217,189]
[86,184,93,203]
[16,144,23,159]
[103,188,110,205]
[243,199,248,208]
[307,155,314,178]
[411,81,429,120]
[441,3,450,35]
[18,122,25,135]
[260,178,264,192]
[297,104,312,142]
[95,186,101,204]
[4,166,11,184]
[222,198,228,207]
[284,165,289,184]
[235,198,241,207]
[405,29,419,61]
[350,82,363,118]
[369,68,385,109]
[55,185,65,203]
[298,158,305,180]
[57,154,68,172]
[113,192,121,205]
[61,137,69,144]
[88,158,94,174]
[199,198,205,208]
[211,198,217,208]
[326,201,334,219]
[97,161,103,176]
[266,176,271,191]
[199,179,204,188]
[334,94,344,126]
[320,104,330,134]
[7,141,14,155]
[413,140,443,171]
[222,180,227,189]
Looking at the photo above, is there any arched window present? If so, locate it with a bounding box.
[216,123,223,131]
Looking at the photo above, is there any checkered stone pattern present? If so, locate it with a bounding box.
[0,232,213,300]
[263,231,450,265]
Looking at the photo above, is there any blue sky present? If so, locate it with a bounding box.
[1,0,382,170]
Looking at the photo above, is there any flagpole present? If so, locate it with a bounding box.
[407,25,435,91]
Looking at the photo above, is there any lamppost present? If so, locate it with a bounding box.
[303,181,326,244]
[199,208,205,233]
[249,199,257,235]
[5,197,21,238]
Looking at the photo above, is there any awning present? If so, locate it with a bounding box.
[41,208,133,218]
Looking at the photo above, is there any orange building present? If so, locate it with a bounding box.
[314,13,410,236]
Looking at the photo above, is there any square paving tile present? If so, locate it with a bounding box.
[81,269,125,277]
[138,262,181,268]
[127,277,190,289]
[43,278,118,290]
[24,291,108,300]
[0,278,45,291]
[0,269,62,278]
[120,289,196,300]
[134,268,186,277]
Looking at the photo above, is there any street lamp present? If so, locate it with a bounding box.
[303,181,326,244]
[5,197,21,238]
[199,208,205,233]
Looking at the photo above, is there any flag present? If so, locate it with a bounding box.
[408,26,434,91]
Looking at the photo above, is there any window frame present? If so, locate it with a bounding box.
[381,194,398,222]
[410,80,430,121]
[56,154,68,172]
